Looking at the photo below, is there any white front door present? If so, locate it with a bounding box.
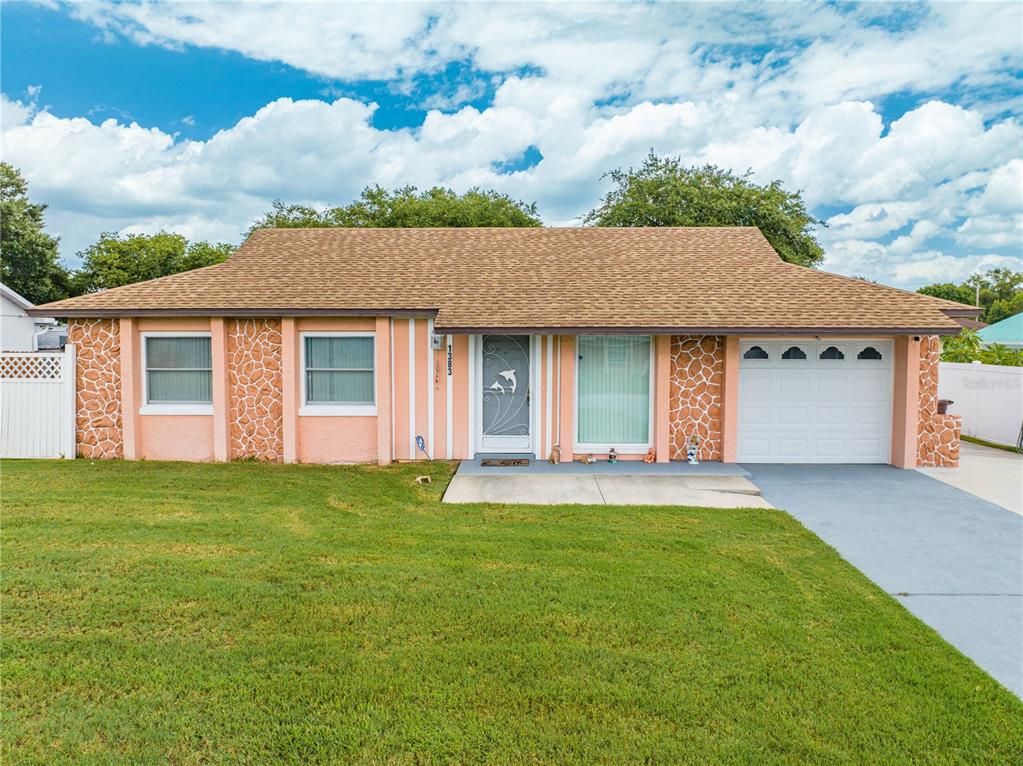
[738,339,893,463]
[478,334,532,452]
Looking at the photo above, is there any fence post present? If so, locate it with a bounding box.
[62,344,77,459]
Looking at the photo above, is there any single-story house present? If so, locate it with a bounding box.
[31,227,975,468]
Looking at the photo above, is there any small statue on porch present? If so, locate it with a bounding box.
[644,447,656,464]
[608,447,618,464]
[686,434,700,465]
[548,444,562,464]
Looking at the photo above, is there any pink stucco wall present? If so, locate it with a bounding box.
[71,319,952,468]
[139,416,215,462]
[298,416,378,464]
[291,317,381,464]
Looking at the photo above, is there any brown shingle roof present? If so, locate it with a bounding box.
[33,227,972,334]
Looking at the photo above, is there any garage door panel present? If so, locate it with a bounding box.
[848,374,889,398]
[738,340,892,464]
[740,404,772,426]
[779,375,811,395]
[741,373,772,397]
[815,405,847,426]
[739,437,771,461]
[775,438,809,460]
[847,438,887,460]
[777,404,809,426]
[815,375,847,395]
[814,438,846,458]
[849,403,886,426]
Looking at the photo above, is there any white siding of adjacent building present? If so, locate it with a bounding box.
[1,291,42,351]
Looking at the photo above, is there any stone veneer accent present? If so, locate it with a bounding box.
[227,318,284,462]
[917,334,961,467]
[669,335,723,461]
[69,319,122,459]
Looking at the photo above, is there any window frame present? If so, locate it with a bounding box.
[818,343,848,361]
[741,342,771,361]
[855,343,885,362]
[140,331,214,416]
[781,343,809,361]
[299,331,377,416]
[573,335,655,454]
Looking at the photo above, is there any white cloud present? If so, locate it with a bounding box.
[825,240,1022,287]
[955,215,1023,250]
[62,1,1023,126]
[1,93,34,130]
[4,2,1022,288]
[825,202,927,241]
[887,220,942,255]
[972,159,1023,216]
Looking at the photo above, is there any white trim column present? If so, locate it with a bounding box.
[467,334,476,457]
[446,335,453,459]
[408,318,416,459]
[545,334,553,459]
[532,334,542,459]
[427,318,435,459]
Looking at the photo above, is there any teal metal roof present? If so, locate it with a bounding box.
[978,312,1023,343]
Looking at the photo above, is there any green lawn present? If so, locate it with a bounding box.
[3,460,1021,765]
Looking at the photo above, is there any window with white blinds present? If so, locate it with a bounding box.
[576,336,652,448]
[144,336,213,404]
[303,335,376,406]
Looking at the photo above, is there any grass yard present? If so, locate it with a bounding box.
[3,460,1021,765]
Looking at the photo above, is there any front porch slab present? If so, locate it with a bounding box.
[443,459,770,508]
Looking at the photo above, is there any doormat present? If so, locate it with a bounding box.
[480,458,530,467]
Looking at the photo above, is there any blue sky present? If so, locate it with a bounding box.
[2,1,1021,287]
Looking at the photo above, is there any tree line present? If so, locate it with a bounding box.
[1,155,1019,330]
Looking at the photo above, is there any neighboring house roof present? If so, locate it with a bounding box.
[1,282,37,312]
[32,227,975,334]
[954,316,988,331]
[977,312,1023,346]
[1,282,57,325]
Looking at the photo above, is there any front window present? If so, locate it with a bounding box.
[576,336,651,447]
[303,335,375,406]
[144,335,212,404]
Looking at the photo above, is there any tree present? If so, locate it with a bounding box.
[584,152,825,267]
[916,282,976,307]
[979,343,1023,367]
[986,289,1023,325]
[919,268,1023,324]
[940,330,983,363]
[0,162,72,304]
[248,185,542,234]
[73,232,234,293]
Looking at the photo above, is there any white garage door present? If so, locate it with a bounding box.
[738,340,893,463]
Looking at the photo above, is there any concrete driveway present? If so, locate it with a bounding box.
[746,464,1023,697]
[920,441,1023,515]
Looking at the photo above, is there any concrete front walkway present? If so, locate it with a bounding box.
[746,464,1023,697]
[444,459,771,508]
[919,441,1023,515]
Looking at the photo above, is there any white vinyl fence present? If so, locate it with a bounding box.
[939,361,1023,448]
[0,347,76,459]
